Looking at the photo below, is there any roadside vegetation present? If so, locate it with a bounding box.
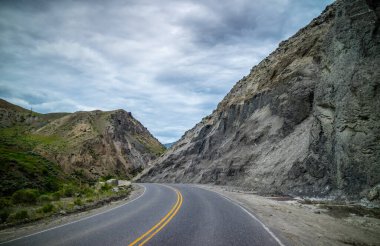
[0,125,132,227]
[0,182,131,227]
[0,126,67,198]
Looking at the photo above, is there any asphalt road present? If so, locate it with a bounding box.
[2,183,284,246]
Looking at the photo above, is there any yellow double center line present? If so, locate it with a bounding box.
[128,187,183,246]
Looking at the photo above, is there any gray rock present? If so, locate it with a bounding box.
[106,179,118,186]
[367,185,380,201]
[140,0,380,203]
[117,180,132,187]
[96,181,106,190]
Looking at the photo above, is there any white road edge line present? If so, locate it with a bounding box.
[0,184,147,245]
[194,185,285,246]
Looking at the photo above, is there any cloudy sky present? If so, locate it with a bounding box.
[0,0,332,143]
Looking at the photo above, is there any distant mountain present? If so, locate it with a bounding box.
[0,99,165,195]
[163,142,175,149]
[140,0,380,203]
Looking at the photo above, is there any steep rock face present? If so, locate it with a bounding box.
[140,0,380,201]
[35,110,165,178]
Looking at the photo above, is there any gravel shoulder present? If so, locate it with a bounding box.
[0,184,144,243]
[199,185,380,246]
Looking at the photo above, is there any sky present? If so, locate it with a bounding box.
[0,0,333,143]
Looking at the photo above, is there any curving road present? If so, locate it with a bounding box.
[2,184,284,246]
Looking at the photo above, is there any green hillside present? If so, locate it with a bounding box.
[0,125,67,196]
[0,99,163,225]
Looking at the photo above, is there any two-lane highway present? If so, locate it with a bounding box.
[2,184,284,246]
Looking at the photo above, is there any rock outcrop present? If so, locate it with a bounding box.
[35,109,165,178]
[0,99,165,180]
[140,0,380,202]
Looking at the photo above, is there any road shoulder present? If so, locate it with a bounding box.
[0,184,145,243]
[198,184,380,246]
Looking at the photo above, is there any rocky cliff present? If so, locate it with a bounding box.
[140,0,380,202]
[0,99,165,181]
[35,109,165,178]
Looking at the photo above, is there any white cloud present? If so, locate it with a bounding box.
[0,0,333,143]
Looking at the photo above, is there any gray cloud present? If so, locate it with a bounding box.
[0,0,332,143]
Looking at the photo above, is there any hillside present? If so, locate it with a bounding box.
[34,109,165,178]
[0,99,165,196]
[140,0,380,203]
[0,99,30,113]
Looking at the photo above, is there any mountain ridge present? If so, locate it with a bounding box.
[0,99,165,188]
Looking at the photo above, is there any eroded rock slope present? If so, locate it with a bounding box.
[141,0,380,201]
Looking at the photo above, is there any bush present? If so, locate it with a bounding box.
[74,198,82,206]
[0,198,12,209]
[51,191,61,201]
[41,203,54,213]
[80,187,95,198]
[12,189,39,204]
[38,194,52,203]
[0,209,11,223]
[13,210,29,221]
[99,175,114,182]
[100,183,112,192]
[62,185,77,197]
[43,177,59,192]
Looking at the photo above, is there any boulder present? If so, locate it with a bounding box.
[118,180,131,187]
[106,179,118,186]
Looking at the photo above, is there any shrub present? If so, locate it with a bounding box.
[74,198,82,206]
[41,203,54,213]
[81,187,95,198]
[0,209,11,223]
[62,185,77,197]
[12,189,39,204]
[43,177,59,192]
[99,175,114,182]
[67,203,75,210]
[38,194,52,203]
[100,183,112,192]
[13,210,29,221]
[51,191,61,201]
[0,198,12,209]
[55,201,63,210]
